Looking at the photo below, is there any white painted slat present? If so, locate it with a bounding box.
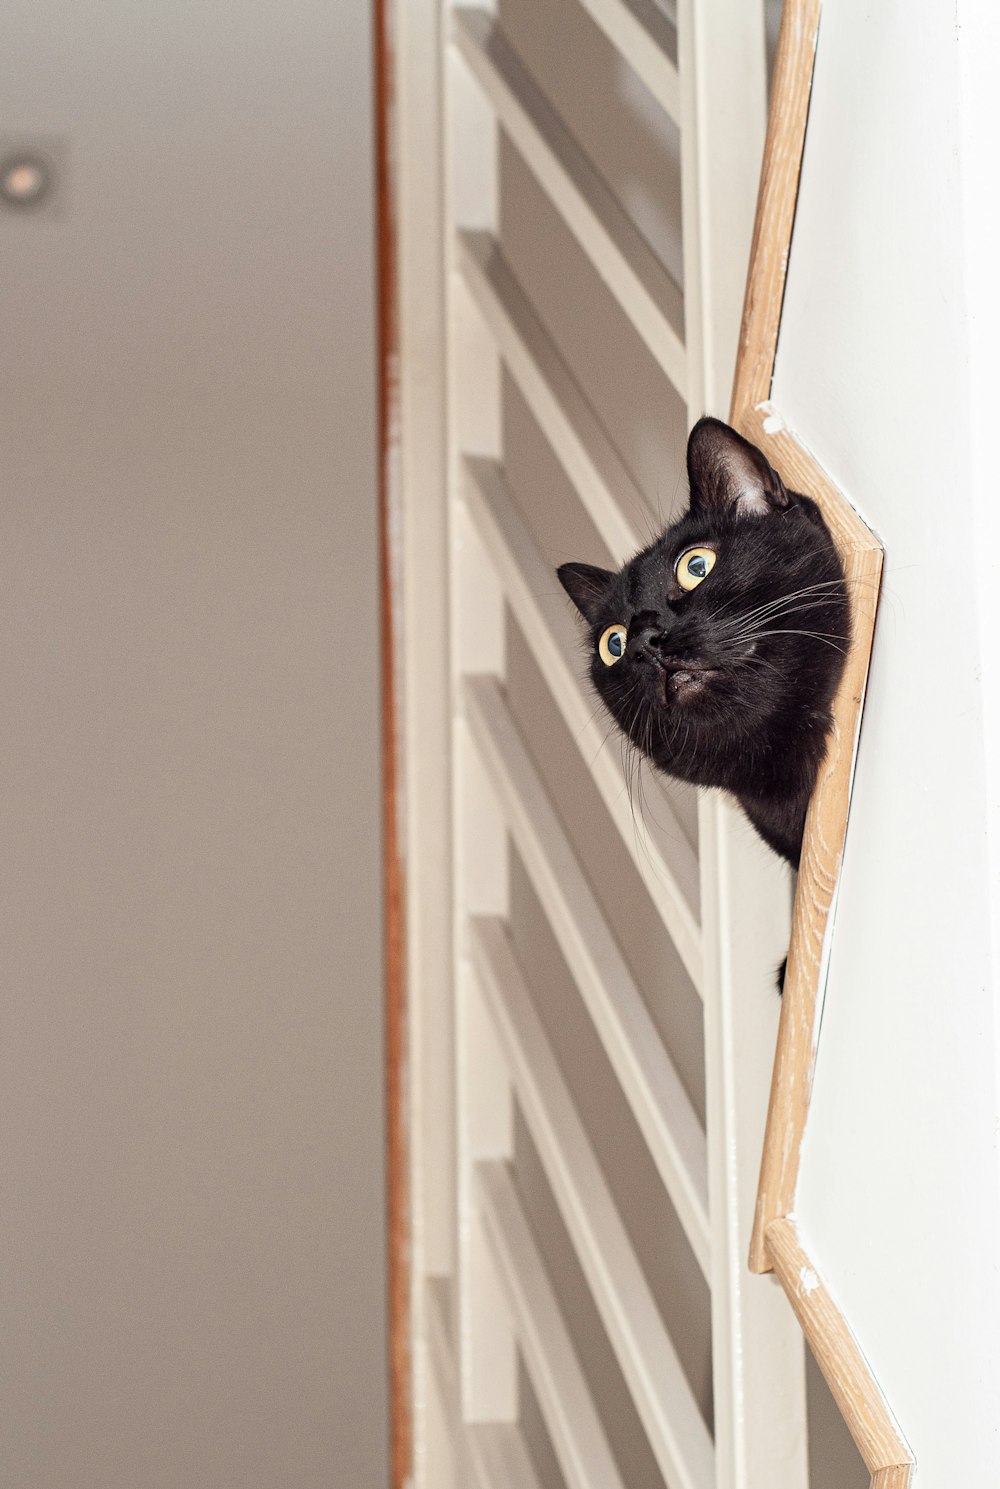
[573,0,679,120]
[395,0,454,1287]
[426,1280,543,1489]
[452,9,687,397]
[699,801,806,1489]
[477,1161,628,1489]
[467,1423,545,1489]
[463,673,711,1276]
[472,917,715,1489]
[457,229,646,566]
[462,455,703,986]
[443,34,519,1422]
[675,1,811,1484]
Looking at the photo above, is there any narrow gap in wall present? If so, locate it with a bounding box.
[806,1344,870,1489]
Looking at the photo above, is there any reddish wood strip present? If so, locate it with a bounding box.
[375,0,411,1482]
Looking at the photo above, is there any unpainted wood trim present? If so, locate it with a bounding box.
[729,1,914,1486]
[737,403,882,1274]
[766,1221,911,1480]
[870,1467,916,1489]
[375,0,412,1481]
[731,0,820,416]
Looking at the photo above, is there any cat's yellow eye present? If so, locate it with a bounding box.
[598,623,628,666]
[675,546,717,591]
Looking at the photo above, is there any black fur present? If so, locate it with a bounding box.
[557,418,850,869]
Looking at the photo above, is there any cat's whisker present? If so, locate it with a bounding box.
[718,596,850,646]
[576,692,617,748]
[712,582,850,632]
[708,577,849,628]
[736,626,850,656]
[585,712,625,771]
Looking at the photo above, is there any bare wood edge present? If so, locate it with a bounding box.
[766,1220,913,1483]
[375,0,412,1482]
[729,0,915,1482]
[731,0,820,416]
[737,403,883,1276]
[870,1469,916,1489]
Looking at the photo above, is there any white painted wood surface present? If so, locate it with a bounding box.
[453,9,686,394]
[679,2,810,1484]
[445,10,519,1422]
[464,674,711,1273]
[573,0,680,120]
[462,455,702,981]
[426,1279,543,1489]
[477,1162,629,1489]
[471,917,713,1489]
[770,4,1000,1483]
[391,7,454,1478]
[398,0,813,1484]
[456,231,646,563]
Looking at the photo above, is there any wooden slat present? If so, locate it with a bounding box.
[375,0,412,1475]
[442,0,519,1430]
[463,456,703,984]
[730,0,821,415]
[463,674,711,1271]
[425,1280,543,1489]
[477,1161,628,1489]
[737,404,884,1276]
[457,229,646,565]
[696,794,807,1489]
[452,9,686,396]
[870,1469,914,1489]
[725,6,914,1486]
[765,1221,913,1484]
[573,0,679,120]
[472,917,714,1489]
[395,0,457,1289]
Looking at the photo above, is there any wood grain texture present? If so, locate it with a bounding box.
[731,0,820,415]
[738,405,883,1273]
[729,3,915,1487]
[870,1467,915,1489]
[375,0,412,1480]
[765,1222,913,1483]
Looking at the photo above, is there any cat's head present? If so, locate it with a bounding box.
[556,418,850,797]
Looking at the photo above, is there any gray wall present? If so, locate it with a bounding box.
[0,3,387,1485]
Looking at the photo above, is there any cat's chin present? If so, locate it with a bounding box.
[665,666,716,704]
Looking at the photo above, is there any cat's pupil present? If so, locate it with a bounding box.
[687,554,707,579]
[608,632,624,657]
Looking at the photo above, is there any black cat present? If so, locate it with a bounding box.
[557,417,850,868]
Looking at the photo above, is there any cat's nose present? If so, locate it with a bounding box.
[627,617,670,662]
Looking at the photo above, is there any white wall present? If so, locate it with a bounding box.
[772,2,1000,1482]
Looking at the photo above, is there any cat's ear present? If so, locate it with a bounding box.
[687,416,792,517]
[557,562,614,625]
